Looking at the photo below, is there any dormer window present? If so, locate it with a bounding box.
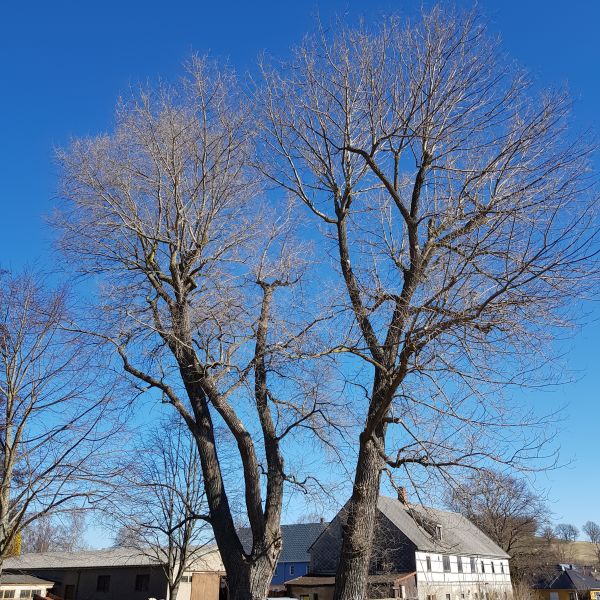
[435,524,443,541]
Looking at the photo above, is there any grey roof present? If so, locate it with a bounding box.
[537,570,600,591]
[238,522,328,563]
[0,573,54,585]
[377,496,510,559]
[3,545,221,571]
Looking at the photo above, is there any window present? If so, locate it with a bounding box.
[181,576,192,583]
[290,565,295,575]
[569,593,576,600]
[19,593,33,599]
[427,595,437,600]
[491,562,495,574]
[458,557,463,573]
[135,574,150,592]
[426,556,432,571]
[2,592,15,600]
[443,555,451,572]
[97,575,111,592]
[470,557,476,573]
[314,594,319,600]
[300,596,310,600]
[501,563,505,574]
[481,561,485,573]
[446,594,451,600]
[550,592,559,600]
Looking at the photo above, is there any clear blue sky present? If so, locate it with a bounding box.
[1,0,599,541]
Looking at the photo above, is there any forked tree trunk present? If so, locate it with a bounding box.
[333,426,386,600]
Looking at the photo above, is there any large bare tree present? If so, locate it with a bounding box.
[446,470,553,582]
[108,418,212,600]
[0,270,112,572]
[258,7,599,599]
[56,58,333,600]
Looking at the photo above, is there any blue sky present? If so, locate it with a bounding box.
[1,0,599,543]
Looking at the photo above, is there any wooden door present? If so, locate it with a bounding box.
[191,573,221,600]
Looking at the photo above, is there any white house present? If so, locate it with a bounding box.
[304,494,513,600]
[0,573,54,599]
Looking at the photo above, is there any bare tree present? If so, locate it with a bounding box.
[446,470,553,582]
[55,57,333,600]
[582,521,600,566]
[258,7,599,599]
[0,270,113,572]
[555,523,579,543]
[22,510,87,553]
[107,419,211,600]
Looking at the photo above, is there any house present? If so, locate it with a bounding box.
[2,545,225,600]
[238,522,328,592]
[533,567,600,600]
[288,493,512,600]
[0,573,54,599]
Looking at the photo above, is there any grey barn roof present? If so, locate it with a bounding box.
[238,522,328,563]
[3,545,222,571]
[377,496,510,559]
[0,573,54,585]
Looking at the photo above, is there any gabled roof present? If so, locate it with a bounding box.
[536,570,600,591]
[3,545,222,571]
[238,522,328,563]
[376,496,510,559]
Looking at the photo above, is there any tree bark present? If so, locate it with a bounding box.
[226,554,279,600]
[333,411,387,600]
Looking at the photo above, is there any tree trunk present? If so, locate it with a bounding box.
[226,556,276,600]
[168,581,180,600]
[333,426,385,600]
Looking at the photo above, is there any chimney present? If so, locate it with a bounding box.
[397,487,408,505]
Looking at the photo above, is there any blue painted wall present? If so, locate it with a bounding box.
[271,561,309,585]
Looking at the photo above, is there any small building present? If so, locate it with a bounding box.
[533,568,600,600]
[0,573,54,599]
[238,522,328,592]
[3,546,225,600]
[286,572,417,600]
[303,494,513,600]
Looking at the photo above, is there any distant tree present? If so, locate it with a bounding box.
[22,511,87,553]
[295,511,325,525]
[112,523,145,549]
[0,271,113,573]
[446,470,553,581]
[555,523,579,543]
[107,419,212,600]
[582,521,600,565]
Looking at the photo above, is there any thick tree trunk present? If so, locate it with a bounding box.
[333,417,386,600]
[226,556,277,600]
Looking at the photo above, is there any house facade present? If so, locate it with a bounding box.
[2,546,225,600]
[290,494,513,600]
